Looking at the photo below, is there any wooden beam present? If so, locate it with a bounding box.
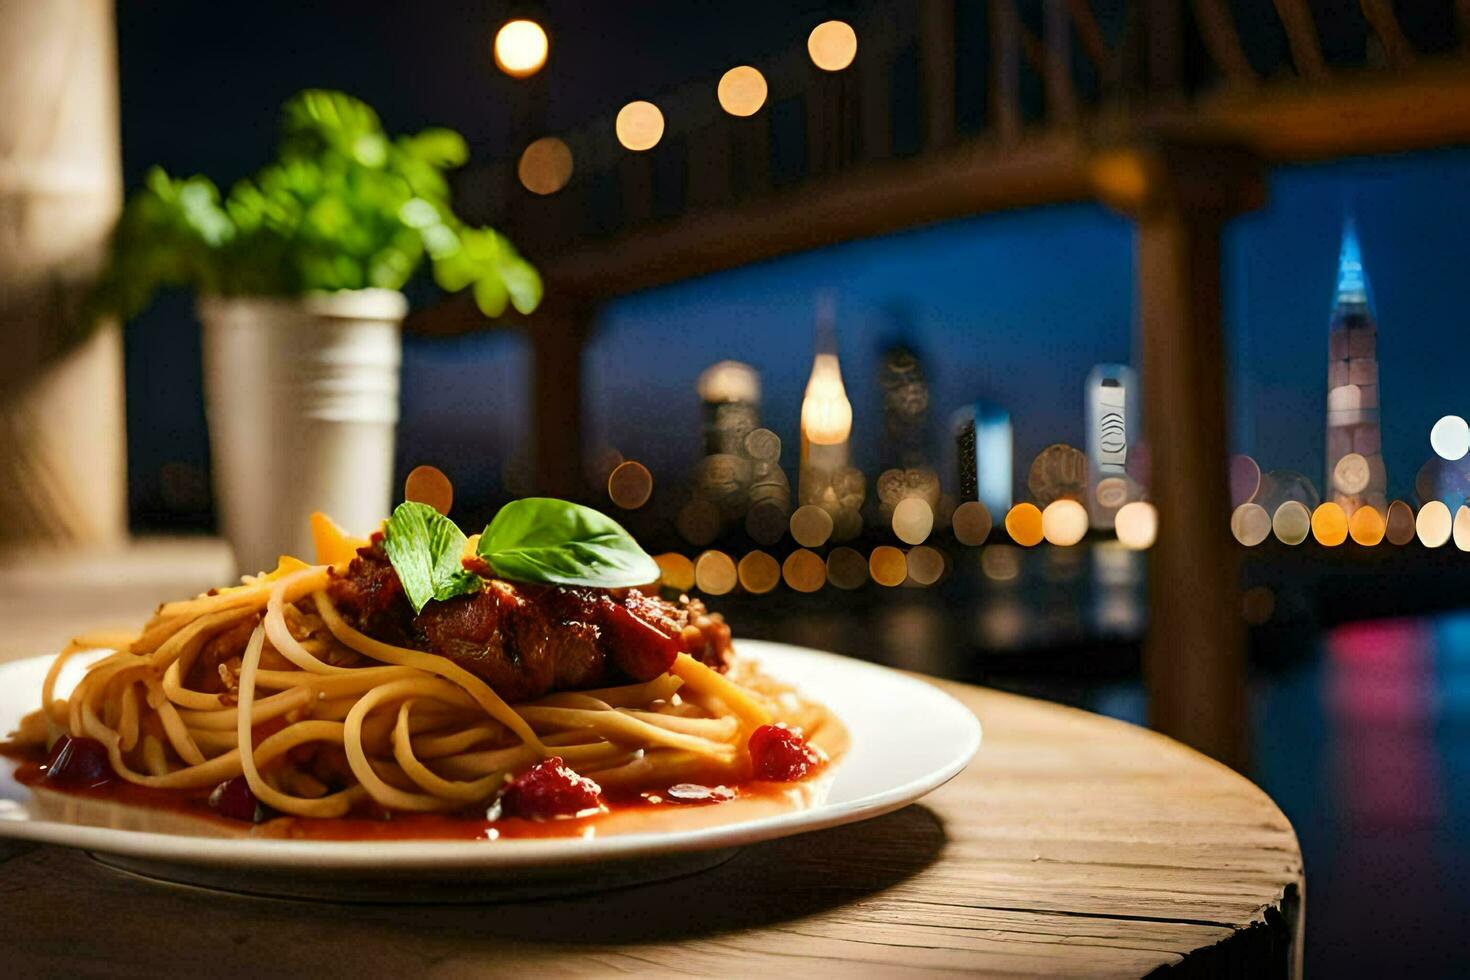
[1093,142,1265,772]
[1043,0,1079,123]
[1191,0,1258,90]
[1271,0,1329,82]
[1168,61,1470,161]
[1360,0,1418,68]
[919,0,957,149]
[991,0,1023,143]
[1067,0,1118,88]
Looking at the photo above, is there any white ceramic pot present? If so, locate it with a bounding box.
[198,290,406,575]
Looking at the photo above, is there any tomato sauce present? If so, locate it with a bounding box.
[3,744,827,842]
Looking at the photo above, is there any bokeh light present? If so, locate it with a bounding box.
[790,504,834,547]
[892,497,934,545]
[1457,506,1470,552]
[653,552,695,592]
[905,546,944,586]
[980,544,1021,582]
[1431,415,1470,461]
[1417,500,1452,548]
[1310,502,1348,546]
[494,19,548,78]
[1230,502,1271,547]
[607,459,652,509]
[1004,503,1044,547]
[1272,501,1311,546]
[717,65,768,116]
[517,137,573,195]
[1385,500,1417,545]
[807,20,857,71]
[782,549,826,592]
[1041,499,1088,546]
[738,551,780,594]
[404,464,453,515]
[951,500,992,546]
[693,550,737,595]
[1348,505,1385,546]
[1114,501,1157,550]
[615,100,665,151]
[869,546,907,586]
[826,546,868,589]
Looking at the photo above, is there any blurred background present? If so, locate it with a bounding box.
[5,1,1470,974]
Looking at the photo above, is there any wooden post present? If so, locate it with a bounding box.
[528,302,592,499]
[0,0,126,549]
[919,0,956,150]
[1092,142,1265,771]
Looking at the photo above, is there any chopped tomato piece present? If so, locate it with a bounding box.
[748,725,824,781]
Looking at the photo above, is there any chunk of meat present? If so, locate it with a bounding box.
[327,546,734,702]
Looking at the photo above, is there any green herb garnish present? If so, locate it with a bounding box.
[476,498,660,589]
[381,502,480,613]
[380,498,661,611]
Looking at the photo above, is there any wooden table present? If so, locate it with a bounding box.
[0,540,1304,977]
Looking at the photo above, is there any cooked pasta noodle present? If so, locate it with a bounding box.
[16,560,835,820]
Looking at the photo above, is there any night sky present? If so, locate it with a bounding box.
[114,1,1470,524]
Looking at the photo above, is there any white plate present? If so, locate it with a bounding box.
[0,641,980,901]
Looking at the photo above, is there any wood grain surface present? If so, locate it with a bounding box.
[0,540,1303,978]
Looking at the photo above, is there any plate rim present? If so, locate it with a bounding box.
[0,640,981,869]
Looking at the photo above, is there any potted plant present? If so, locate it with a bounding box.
[92,90,540,574]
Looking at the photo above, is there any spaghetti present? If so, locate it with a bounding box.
[9,550,837,828]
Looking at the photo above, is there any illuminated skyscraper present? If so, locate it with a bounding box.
[1324,217,1387,514]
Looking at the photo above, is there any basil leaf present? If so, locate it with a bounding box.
[477,498,660,589]
[381,501,480,613]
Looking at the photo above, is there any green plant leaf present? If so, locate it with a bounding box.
[476,499,660,589]
[381,502,480,613]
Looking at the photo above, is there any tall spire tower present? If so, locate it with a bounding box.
[1324,216,1387,514]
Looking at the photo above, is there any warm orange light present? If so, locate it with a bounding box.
[1348,505,1385,546]
[404,464,453,515]
[1417,500,1452,548]
[789,504,834,548]
[653,552,695,592]
[1457,506,1470,552]
[906,546,944,586]
[891,498,934,546]
[494,19,548,78]
[1114,501,1157,550]
[738,551,781,594]
[615,100,665,151]
[517,137,573,195]
[808,20,857,71]
[800,353,852,445]
[1041,500,1088,546]
[869,546,907,586]
[782,549,827,593]
[1004,503,1044,547]
[694,550,737,595]
[1310,502,1348,547]
[717,65,768,117]
[606,459,652,509]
